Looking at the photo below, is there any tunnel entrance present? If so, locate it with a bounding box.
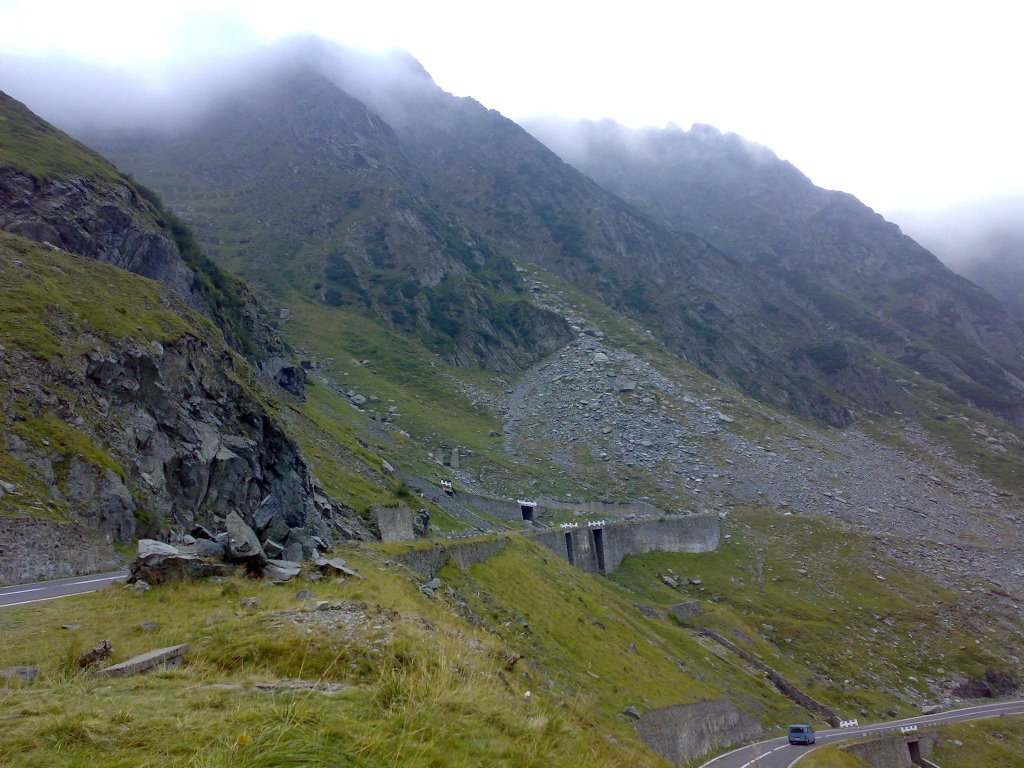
[518,500,536,522]
[592,527,606,573]
[564,532,575,565]
[908,740,922,765]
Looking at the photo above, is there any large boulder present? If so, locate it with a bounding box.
[223,511,267,568]
[129,539,231,584]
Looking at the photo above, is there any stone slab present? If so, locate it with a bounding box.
[98,644,189,678]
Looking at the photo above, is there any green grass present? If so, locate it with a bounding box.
[0,92,121,182]
[0,547,668,768]
[607,508,1021,721]
[0,233,206,362]
[930,715,1024,767]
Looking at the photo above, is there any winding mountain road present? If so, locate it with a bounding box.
[0,571,129,608]
[700,699,1024,768]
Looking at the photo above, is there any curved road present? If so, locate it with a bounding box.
[701,699,1024,768]
[0,571,129,608]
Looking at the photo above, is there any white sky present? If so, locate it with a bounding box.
[1,0,1022,216]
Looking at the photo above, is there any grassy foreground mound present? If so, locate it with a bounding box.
[0,545,663,768]
[1,510,1020,767]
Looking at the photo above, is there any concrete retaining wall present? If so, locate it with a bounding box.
[393,538,510,580]
[635,700,762,766]
[457,492,524,522]
[538,498,662,517]
[0,517,123,585]
[532,515,721,574]
[697,627,840,726]
[841,732,938,768]
[393,516,720,581]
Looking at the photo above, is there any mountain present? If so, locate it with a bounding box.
[90,65,572,374]
[523,118,1024,425]
[0,92,374,581]
[894,198,1024,321]
[1,46,1023,768]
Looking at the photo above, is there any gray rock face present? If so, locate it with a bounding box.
[82,338,342,541]
[634,700,762,766]
[0,165,286,366]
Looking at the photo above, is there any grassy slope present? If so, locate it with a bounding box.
[0,543,672,768]
[0,234,213,521]
[930,715,1024,767]
[608,508,1020,721]
[0,92,120,182]
[0,507,1018,766]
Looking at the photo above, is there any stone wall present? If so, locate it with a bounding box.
[531,515,721,574]
[635,700,762,766]
[538,498,662,518]
[393,538,510,580]
[841,732,938,768]
[696,627,840,726]
[0,518,124,584]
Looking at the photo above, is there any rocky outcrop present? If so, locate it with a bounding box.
[0,92,295,380]
[0,239,372,583]
[79,336,334,539]
[633,699,762,766]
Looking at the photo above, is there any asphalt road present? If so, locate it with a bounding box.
[700,699,1024,768]
[0,571,129,608]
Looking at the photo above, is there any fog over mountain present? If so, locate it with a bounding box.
[893,197,1024,319]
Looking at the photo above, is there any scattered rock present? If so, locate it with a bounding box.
[922,704,942,715]
[661,575,680,588]
[190,525,215,541]
[668,601,703,621]
[78,640,113,668]
[314,556,361,579]
[240,597,261,611]
[140,620,159,631]
[264,559,302,584]
[98,644,188,678]
[131,580,151,596]
[254,678,348,694]
[0,666,37,681]
[295,589,314,601]
[623,706,641,720]
[129,539,230,585]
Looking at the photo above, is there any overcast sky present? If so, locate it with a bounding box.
[1,0,1021,217]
